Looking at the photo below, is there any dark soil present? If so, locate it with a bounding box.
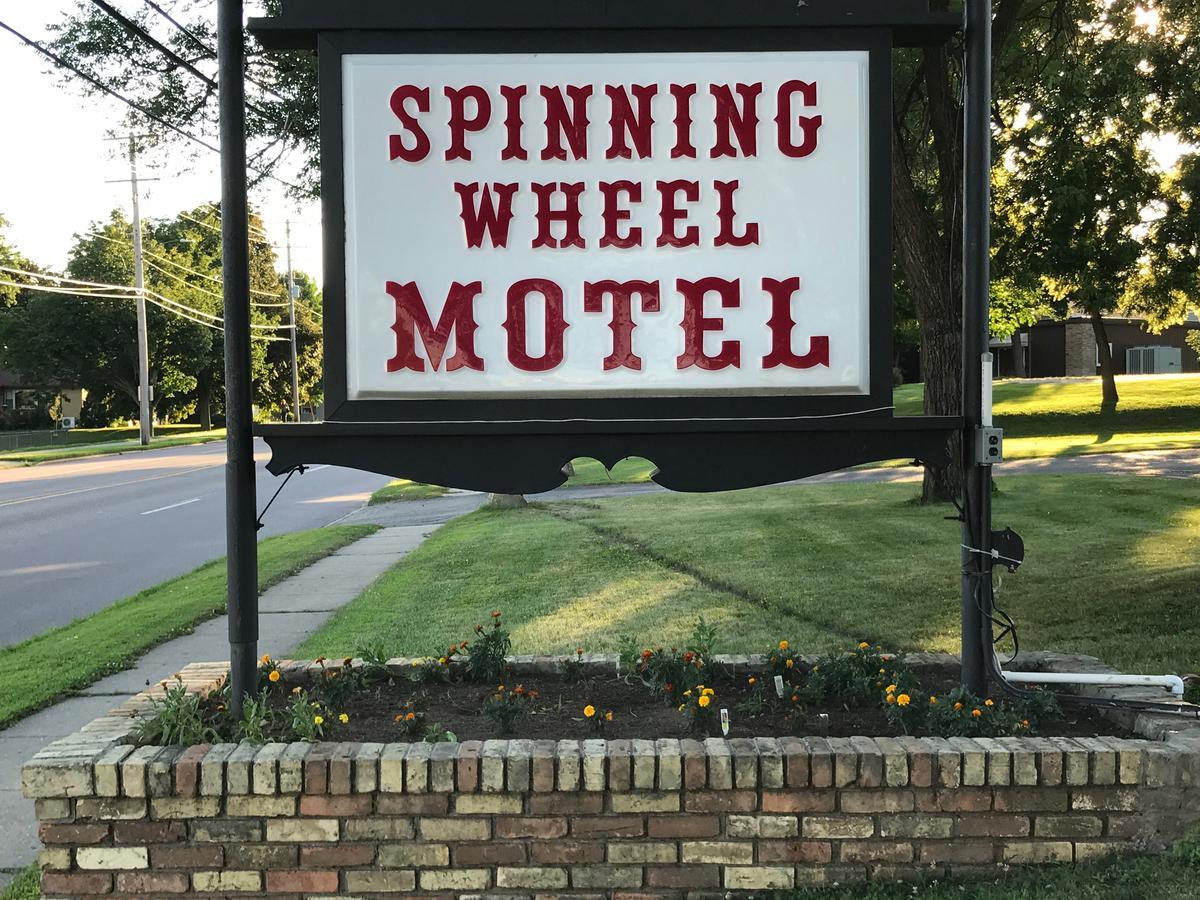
[265,670,1126,743]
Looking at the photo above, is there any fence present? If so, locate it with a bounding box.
[0,429,71,452]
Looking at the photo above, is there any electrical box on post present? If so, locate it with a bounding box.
[975,427,1003,465]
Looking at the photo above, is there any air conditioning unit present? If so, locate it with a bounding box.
[60,417,77,429]
[1126,346,1182,374]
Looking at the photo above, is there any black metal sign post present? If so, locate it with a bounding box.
[218,0,259,715]
[961,0,993,695]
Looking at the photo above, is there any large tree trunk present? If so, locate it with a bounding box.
[1089,311,1119,411]
[198,379,212,432]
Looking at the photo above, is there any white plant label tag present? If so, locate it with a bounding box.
[720,708,730,736]
[774,675,786,698]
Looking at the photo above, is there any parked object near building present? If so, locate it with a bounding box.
[0,369,85,428]
[991,316,1200,378]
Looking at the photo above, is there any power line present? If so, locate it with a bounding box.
[0,18,299,191]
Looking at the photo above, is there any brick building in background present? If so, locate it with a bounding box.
[991,316,1200,378]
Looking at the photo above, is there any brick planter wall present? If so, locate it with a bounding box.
[23,655,1200,897]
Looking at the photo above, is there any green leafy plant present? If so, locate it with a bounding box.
[424,724,458,743]
[799,642,917,708]
[888,685,1060,738]
[560,647,588,683]
[355,641,394,685]
[258,653,284,692]
[392,698,426,738]
[131,675,218,746]
[582,702,615,733]
[311,656,363,708]
[465,611,512,684]
[482,682,536,734]
[408,655,453,684]
[735,674,769,717]
[677,684,720,736]
[284,687,325,741]
[235,691,275,744]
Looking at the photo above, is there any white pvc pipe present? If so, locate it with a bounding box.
[1003,671,1185,697]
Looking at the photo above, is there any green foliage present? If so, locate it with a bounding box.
[481,683,535,735]
[800,643,917,709]
[233,691,274,744]
[465,611,512,684]
[283,688,325,741]
[677,684,721,736]
[559,647,588,683]
[888,685,1060,739]
[620,617,717,704]
[130,676,218,746]
[1188,330,1200,361]
[392,698,426,739]
[355,640,394,685]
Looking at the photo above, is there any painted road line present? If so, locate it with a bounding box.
[0,465,215,509]
[140,497,202,516]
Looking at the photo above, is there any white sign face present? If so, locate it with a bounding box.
[342,50,870,400]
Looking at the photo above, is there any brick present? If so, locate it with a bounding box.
[354,742,384,793]
[1075,841,1122,862]
[557,740,582,792]
[115,871,189,893]
[829,738,858,787]
[879,814,953,839]
[300,844,374,867]
[947,738,987,786]
[191,818,261,842]
[1052,738,1091,786]
[345,816,415,844]
[683,790,757,813]
[608,740,632,792]
[1001,841,1073,864]
[198,744,235,797]
[955,814,1030,838]
[655,739,682,791]
[840,789,914,813]
[704,738,732,789]
[728,814,798,838]
[94,746,134,798]
[681,840,754,864]
[379,843,451,867]
[456,740,482,792]
[39,822,108,844]
[76,847,148,870]
[919,788,992,813]
[839,841,914,863]
[453,842,526,865]
[1076,738,1118,786]
[223,743,257,795]
[377,743,405,793]
[757,737,786,789]
[226,794,297,817]
[250,742,285,795]
[41,872,112,895]
[172,745,208,798]
[34,798,72,821]
[646,865,720,888]
[345,870,417,892]
[76,797,146,821]
[529,739,557,793]
[725,866,794,890]
[529,792,603,815]
[479,740,507,792]
[496,816,567,838]
[278,743,308,794]
[571,816,643,838]
[611,791,679,813]
[993,787,1070,812]
[419,816,490,841]
[151,845,223,868]
[897,737,934,789]
[420,868,490,891]
[329,742,356,794]
[496,866,569,889]
[582,739,607,791]
[976,738,1012,787]
[192,870,263,892]
[265,818,339,842]
[571,866,643,889]
[1035,815,1103,838]
[761,789,836,813]
[607,841,677,863]
[148,796,220,818]
[803,815,875,839]
[532,840,605,864]
[298,793,371,816]
[38,847,71,871]
[805,737,834,788]
[647,814,720,838]
[681,739,706,790]
[455,793,523,814]
[758,840,832,863]
[919,841,995,865]
[999,739,1038,787]
[113,820,186,843]
[376,792,449,815]
[781,737,810,787]
[730,738,759,789]
[23,761,94,799]
[265,870,339,893]
[225,845,298,868]
[1072,788,1141,812]
[875,737,910,787]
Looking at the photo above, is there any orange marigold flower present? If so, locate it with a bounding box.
[748,677,757,686]
[886,694,896,705]
[972,708,982,718]
[698,695,711,708]
[268,670,281,683]
[491,610,502,617]
[406,712,416,721]
[261,653,271,664]
[604,710,613,722]
[779,640,790,651]
[785,659,794,669]
[642,649,653,660]
[954,701,963,711]
[984,699,994,707]
[897,694,911,707]
[583,705,596,718]
[1021,719,1030,728]
[858,641,870,650]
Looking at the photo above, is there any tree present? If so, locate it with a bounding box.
[0,214,38,309]
[260,269,323,417]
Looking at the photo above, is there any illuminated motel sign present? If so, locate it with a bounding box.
[251,2,961,493]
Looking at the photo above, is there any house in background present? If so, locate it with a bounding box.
[0,370,85,425]
[991,315,1200,379]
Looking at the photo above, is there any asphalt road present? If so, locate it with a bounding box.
[0,440,391,648]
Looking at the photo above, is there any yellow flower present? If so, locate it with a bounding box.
[261,653,271,664]
[702,688,715,697]
[583,705,596,718]
[897,694,911,707]
[748,677,757,686]
[698,695,711,708]
[411,659,420,667]
[984,699,994,707]
[972,708,982,718]
[779,640,789,651]
[605,711,614,722]
[886,694,896,705]
[886,684,897,694]
[678,704,685,712]
[292,686,301,695]
[879,668,886,674]
[438,657,447,665]
[785,659,794,669]
[339,713,349,724]
[858,641,870,650]
[929,696,938,705]
[683,690,692,697]
[954,701,963,711]
[268,670,281,683]
[313,715,324,726]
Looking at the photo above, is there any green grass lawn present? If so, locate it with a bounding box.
[0,867,37,900]
[301,475,1198,676]
[0,524,376,727]
[0,427,227,465]
[369,479,450,503]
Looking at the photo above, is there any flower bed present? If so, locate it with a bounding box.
[22,650,1200,898]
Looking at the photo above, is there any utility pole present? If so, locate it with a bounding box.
[285,220,300,422]
[106,134,157,445]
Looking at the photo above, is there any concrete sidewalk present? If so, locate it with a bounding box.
[0,524,437,886]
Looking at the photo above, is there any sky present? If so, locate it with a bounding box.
[0,0,324,282]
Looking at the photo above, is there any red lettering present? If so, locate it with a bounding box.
[445,85,491,161]
[605,84,656,160]
[453,182,518,249]
[676,277,741,370]
[761,277,830,369]
[504,278,569,371]
[710,83,761,158]
[583,279,661,371]
[670,84,697,159]
[599,180,642,249]
[776,80,822,158]
[532,182,586,249]
[388,85,431,162]
[541,85,593,161]
[714,180,759,247]
[500,85,528,161]
[386,280,483,373]
[657,180,700,248]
